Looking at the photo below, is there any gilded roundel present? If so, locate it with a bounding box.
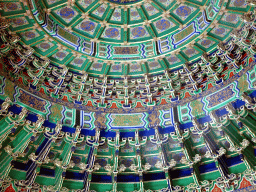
[167,56,178,63]
[97,7,106,13]
[225,14,237,22]
[24,31,36,39]
[112,65,121,71]
[84,0,93,4]
[131,11,139,16]
[234,0,245,6]
[148,61,160,69]
[6,2,18,11]
[93,63,103,69]
[146,5,154,12]
[130,64,140,70]
[56,52,67,58]
[81,21,95,31]
[13,18,25,25]
[131,27,146,38]
[184,48,196,55]
[105,28,119,38]
[113,12,121,17]
[201,39,211,47]
[60,7,75,19]
[73,58,84,65]
[215,27,226,35]
[156,19,170,31]
[159,0,167,3]
[40,43,51,49]
[176,6,191,17]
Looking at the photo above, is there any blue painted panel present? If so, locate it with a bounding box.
[117,174,140,182]
[91,174,112,183]
[143,172,165,181]
[199,162,217,173]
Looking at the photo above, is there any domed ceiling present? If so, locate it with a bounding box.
[1,0,256,191]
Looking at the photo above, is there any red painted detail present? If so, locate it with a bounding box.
[184,92,191,98]
[211,184,222,192]
[135,102,143,108]
[239,177,252,189]
[121,101,124,104]
[45,82,49,86]
[62,96,68,101]
[18,77,23,83]
[4,184,15,192]
[229,72,234,77]
[23,71,28,77]
[86,100,93,106]
[207,83,213,89]
[160,98,167,105]
[110,102,118,108]
[39,88,45,94]
[249,57,253,63]
[1,44,5,48]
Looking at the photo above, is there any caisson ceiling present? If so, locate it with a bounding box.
[0,0,256,191]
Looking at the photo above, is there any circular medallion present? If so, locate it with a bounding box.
[112,65,121,71]
[215,27,226,35]
[98,7,106,13]
[168,56,178,63]
[156,19,170,31]
[113,12,121,17]
[105,28,119,38]
[81,21,95,31]
[185,48,196,55]
[74,58,84,65]
[56,52,67,58]
[130,64,140,70]
[84,0,92,4]
[131,27,146,38]
[60,7,75,19]
[146,6,154,12]
[176,6,191,17]
[149,61,159,68]
[24,31,36,39]
[40,43,50,49]
[159,0,167,3]
[6,2,18,11]
[226,14,237,22]
[201,39,211,47]
[93,63,103,69]
[13,18,25,26]
[131,11,139,17]
[234,0,245,6]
